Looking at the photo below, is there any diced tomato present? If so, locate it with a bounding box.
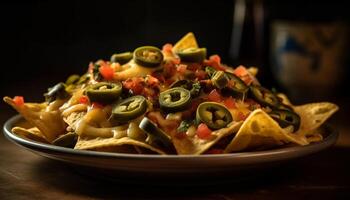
[195,69,207,80]
[123,77,144,95]
[151,72,166,83]
[223,97,236,109]
[163,60,177,77]
[146,75,159,86]
[79,96,89,104]
[177,64,187,75]
[162,43,173,53]
[91,102,104,109]
[186,63,201,71]
[13,96,24,106]
[175,132,187,139]
[204,55,226,71]
[234,65,248,77]
[211,54,221,64]
[196,123,212,140]
[234,66,254,85]
[206,148,224,154]
[208,89,222,102]
[99,65,114,80]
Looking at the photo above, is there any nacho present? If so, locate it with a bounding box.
[12,126,49,143]
[4,97,66,142]
[4,32,338,155]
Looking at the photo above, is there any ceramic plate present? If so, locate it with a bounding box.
[3,115,338,181]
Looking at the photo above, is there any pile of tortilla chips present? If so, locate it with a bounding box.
[4,33,339,155]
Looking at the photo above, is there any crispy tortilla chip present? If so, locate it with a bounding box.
[294,102,339,136]
[225,109,309,153]
[63,111,86,129]
[172,32,198,52]
[75,137,166,155]
[170,121,243,155]
[12,126,49,143]
[4,97,66,142]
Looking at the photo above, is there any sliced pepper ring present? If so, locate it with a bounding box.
[224,72,249,97]
[249,85,280,108]
[44,82,69,103]
[196,102,233,130]
[269,109,301,132]
[110,52,133,65]
[134,46,164,68]
[211,71,228,89]
[170,80,201,97]
[176,47,207,63]
[139,117,173,148]
[111,95,147,123]
[159,87,191,112]
[52,132,78,148]
[86,82,122,104]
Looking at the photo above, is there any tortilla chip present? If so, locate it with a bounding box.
[294,102,339,136]
[4,97,66,142]
[225,109,309,153]
[63,111,86,129]
[170,121,243,155]
[172,32,198,52]
[75,136,166,155]
[12,126,49,143]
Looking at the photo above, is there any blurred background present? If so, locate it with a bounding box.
[1,0,349,124]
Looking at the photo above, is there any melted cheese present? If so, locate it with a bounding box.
[113,60,162,80]
[229,100,251,121]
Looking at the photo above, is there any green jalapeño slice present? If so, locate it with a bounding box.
[134,46,163,67]
[250,85,279,108]
[110,52,133,65]
[176,47,207,63]
[86,82,122,104]
[269,109,301,132]
[139,117,173,148]
[159,87,191,112]
[225,72,249,97]
[196,102,233,130]
[111,95,147,123]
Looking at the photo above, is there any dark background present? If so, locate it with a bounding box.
[1,0,349,104]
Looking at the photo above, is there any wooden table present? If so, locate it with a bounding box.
[1,85,350,200]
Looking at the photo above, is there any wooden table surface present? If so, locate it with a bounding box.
[1,84,350,200]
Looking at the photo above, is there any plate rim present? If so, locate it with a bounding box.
[3,114,339,161]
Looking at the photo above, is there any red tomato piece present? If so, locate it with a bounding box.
[99,65,114,80]
[196,123,212,140]
[91,102,104,109]
[177,64,187,75]
[175,132,187,139]
[146,75,159,86]
[163,60,177,77]
[204,55,226,71]
[162,43,173,53]
[210,54,221,64]
[195,69,207,80]
[208,89,222,102]
[234,65,248,77]
[13,96,24,106]
[223,97,236,109]
[79,96,89,104]
[123,78,144,95]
